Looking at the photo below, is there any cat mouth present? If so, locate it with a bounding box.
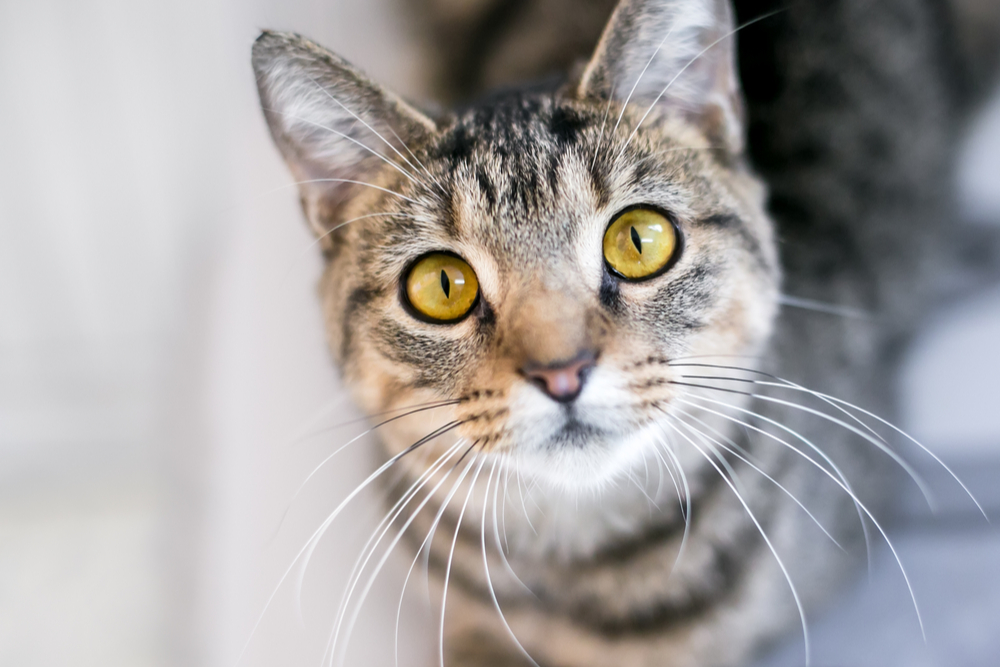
[547,417,605,449]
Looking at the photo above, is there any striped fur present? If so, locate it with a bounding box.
[252,1,1000,665]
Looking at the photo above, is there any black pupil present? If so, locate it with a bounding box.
[440,269,451,298]
[630,225,642,254]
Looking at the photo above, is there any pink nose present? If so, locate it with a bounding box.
[522,352,597,403]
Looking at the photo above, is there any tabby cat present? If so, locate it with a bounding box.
[251,0,1000,665]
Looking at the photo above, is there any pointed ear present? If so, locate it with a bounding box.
[252,31,437,237]
[578,0,743,154]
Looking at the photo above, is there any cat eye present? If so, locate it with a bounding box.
[404,253,480,323]
[602,208,680,280]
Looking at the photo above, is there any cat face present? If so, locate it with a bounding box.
[253,0,779,488]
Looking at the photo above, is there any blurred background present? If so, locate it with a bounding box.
[1,1,999,666]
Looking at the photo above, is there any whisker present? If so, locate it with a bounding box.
[481,460,541,666]
[277,75,439,197]
[233,419,464,665]
[673,363,987,521]
[668,359,898,565]
[672,408,844,550]
[439,454,488,667]
[630,455,661,511]
[674,395,926,640]
[322,439,464,642]
[300,420,468,605]
[491,458,537,598]
[673,389,875,570]
[610,25,677,136]
[670,378,934,506]
[294,398,461,444]
[648,436,692,576]
[650,438,687,522]
[660,416,812,666]
[514,460,537,536]
[394,441,480,667]
[777,294,872,320]
[283,402,463,521]
[382,121,449,197]
[331,440,473,667]
[500,460,513,554]
[650,440,667,502]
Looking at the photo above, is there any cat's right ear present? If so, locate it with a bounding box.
[252,31,437,240]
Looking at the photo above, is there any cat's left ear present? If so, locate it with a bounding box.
[252,31,437,239]
[578,0,743,154]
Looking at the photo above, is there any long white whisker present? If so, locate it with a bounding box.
[491,458,537,598]
[326,441,466,666]
[514,460,537,535]
[677,364,986,520]
[318,438,460,616]
[500,460,513,554]
[630,456,660,511]
[673,379,934,506]
[297,421,466,605]
[394,444,480,667]
[661,416,812,666]
[317,398,463,434]
[382,121,448,196]
[439,455,488,667]
[233,420,461,665]
[649,438,686,521]
[675,392,875,570]
[648,435,692,576]
[777,294,872,320]
[288,404,460,522]
[286,211,417,276]
[672,409,843,550]
[481,460,541,665]
[676,396,926,640]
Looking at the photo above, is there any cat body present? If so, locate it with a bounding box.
[252,1,1000,665]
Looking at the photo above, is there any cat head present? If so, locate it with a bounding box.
[253,0,779,488]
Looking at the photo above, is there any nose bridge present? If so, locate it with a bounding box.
[504,279,592,367]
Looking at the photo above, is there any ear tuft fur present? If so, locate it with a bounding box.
[252,31,436,237]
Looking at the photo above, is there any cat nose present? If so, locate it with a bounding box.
[521,351,597,403]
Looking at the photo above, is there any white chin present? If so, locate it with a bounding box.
[515,421,662,491]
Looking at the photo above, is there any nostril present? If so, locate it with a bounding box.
[522,352,597,403]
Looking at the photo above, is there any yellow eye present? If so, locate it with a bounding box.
[602,208,679,280]
[405,253,480,322]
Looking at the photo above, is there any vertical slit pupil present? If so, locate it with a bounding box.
[440,269,451,298]
[630,225,642,254]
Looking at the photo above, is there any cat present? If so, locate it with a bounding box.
[251,0,1000,665]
